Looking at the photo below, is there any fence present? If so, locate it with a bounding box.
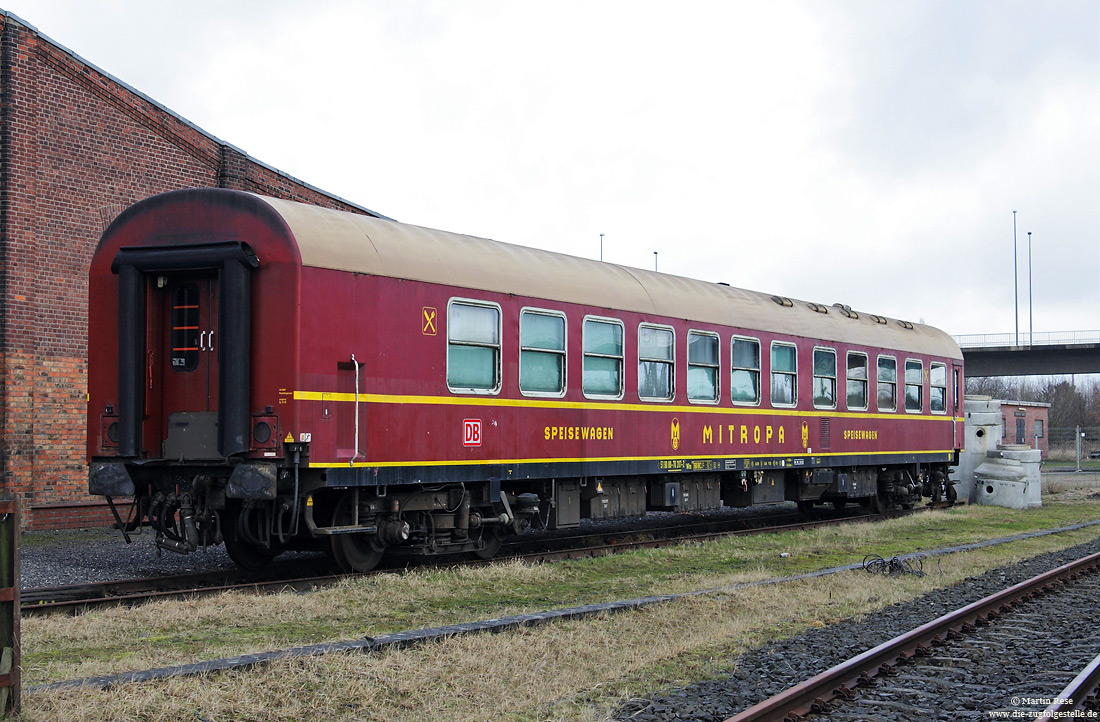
[955,330,1100,348]
[1049,426,1100,466]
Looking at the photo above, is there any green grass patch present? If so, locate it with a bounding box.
[20,495,1100,690]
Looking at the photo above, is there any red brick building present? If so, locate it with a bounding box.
[1000,400,1051,458]
[0,10,384,529]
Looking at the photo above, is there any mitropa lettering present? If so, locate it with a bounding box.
[701,424,786,445]
[545,426,615,441]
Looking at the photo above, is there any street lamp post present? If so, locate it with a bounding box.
[1013,211,1018,345]
[1028,230,1033,344]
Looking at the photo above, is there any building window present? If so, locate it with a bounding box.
[877,356,897,411]
[846,352,869,411]
[519,309,566,396]
[771,342,797,407]
[583,317,624,399]
[813,348,837,409]
[930,362,947,413]
[687,331,719,403]
[905,359,923,412]
[1034,419,1044,439]
[731,337,761,404]
[638,324,675,401]
[447,300,501,393]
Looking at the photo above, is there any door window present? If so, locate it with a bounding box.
[170,284,200,372]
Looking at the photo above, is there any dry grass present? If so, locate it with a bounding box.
[17,484,1100,721]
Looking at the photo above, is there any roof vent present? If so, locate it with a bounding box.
[869,314,887,325]
[807,302,829,314]
[897,319,915,330]
[833,303,858,319]
[771,295,793,307]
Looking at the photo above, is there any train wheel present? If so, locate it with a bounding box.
[330,493,385,573]
[473,528,505,560]
[223,507,280,572]
[224,535,277,572]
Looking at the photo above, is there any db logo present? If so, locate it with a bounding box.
[463,419,482,447]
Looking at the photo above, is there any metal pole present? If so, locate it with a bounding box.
[653,251,658,271]
[1077,426,1083,473]
[0,496,20,714]
[600,233,604,262]
[1027,230,1033,344]
[1013,211,1018,345]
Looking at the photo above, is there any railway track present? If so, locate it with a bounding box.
[21,507,902,616]
[727,549,1100,721]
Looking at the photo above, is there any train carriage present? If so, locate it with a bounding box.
[88,188,963,572]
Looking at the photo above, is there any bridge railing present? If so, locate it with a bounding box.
[954,330,1100,348]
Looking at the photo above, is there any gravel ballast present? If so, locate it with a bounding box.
[612,535,1100,721]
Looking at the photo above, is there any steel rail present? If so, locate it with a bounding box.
[725,550,1100,722]
[1045,650,1100,715]
[21,510,900,616]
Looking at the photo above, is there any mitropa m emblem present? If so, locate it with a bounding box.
[463,419,482,447]
[801,421,809,449]
[670,418,680,451]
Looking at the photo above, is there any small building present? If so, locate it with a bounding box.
[0,10,385,529]
[999,400,1051,458]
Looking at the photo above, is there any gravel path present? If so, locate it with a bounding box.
[612,536,1100,721]
[18,503,803,589]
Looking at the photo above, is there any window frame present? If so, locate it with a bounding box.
[637,322,676,402]
[877,354,897,412]
[686,329,721,405]
[518,307,568,398]
[812,346,838,410]
[446,297,503,395]
[581,315,625,401]
[169,283,201,373]
[929,361,947,414]
[845,350,869,411]
[731,335,762,406]
[904,358,924,413]
[770,340,798,408]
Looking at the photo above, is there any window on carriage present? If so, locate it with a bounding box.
[519,309,566,396]
[687,331,720,403]
[446,300,501,394]
[877,355,897,411]
[731,336,761,405]
[812,348,837,409]
[905,359,923,412]
[169,284,200,372]
[638,324,674,401]
[770,342,797,407]
[583,317,624,399]
[846,351,869,411]
[930,362,947,414]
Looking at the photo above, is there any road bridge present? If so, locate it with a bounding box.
[956,331,1100,377]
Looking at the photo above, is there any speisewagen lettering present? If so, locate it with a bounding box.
[545,426,615,441]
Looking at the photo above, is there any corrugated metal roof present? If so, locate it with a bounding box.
[256,195,962,360]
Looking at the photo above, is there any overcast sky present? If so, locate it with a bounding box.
[7,0,1099,337]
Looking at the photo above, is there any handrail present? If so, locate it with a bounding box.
[955,330,1100,348]
[349,354,363,465]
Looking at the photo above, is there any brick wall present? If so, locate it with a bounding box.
[999,401,1051,458]
[0,12,381,529]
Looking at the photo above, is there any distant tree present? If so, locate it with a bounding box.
[965,377,1011,398]
[1038,380,1088,428]
[1086,383,1100,427]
